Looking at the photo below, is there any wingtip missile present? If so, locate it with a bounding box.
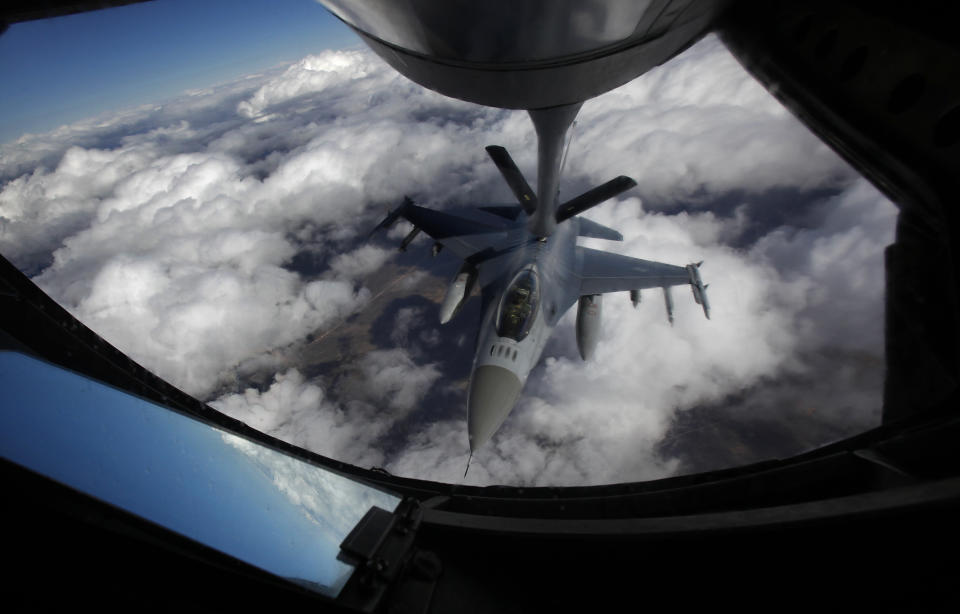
[686,263,711,320]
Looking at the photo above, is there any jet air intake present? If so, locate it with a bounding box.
[440,263,477,324]
[576,294,602,361]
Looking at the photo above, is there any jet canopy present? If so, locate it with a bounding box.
[496,267,540,341]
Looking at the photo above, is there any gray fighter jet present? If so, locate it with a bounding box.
[370,106,710,456]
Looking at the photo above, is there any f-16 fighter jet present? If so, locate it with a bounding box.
[371,106,710,459]
[327,1,724,467]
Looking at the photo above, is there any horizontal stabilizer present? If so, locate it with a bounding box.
[485,146,537,215]
[578,217,623,241]
[555,176,637,223]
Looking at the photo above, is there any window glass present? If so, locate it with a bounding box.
[0,351,399,598]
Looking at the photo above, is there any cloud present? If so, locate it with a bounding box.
[328,244,393,280]
[343,348,442,414]
[570,39,856,204]
[214,369,384,467]
[237,51,379,119]
[212,348,440,468]
[750,178,896,352]
[0,36,895,486]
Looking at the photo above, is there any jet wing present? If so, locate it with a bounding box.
[399,202,504,239]
[576,246,689,295]
[373,199,527,262]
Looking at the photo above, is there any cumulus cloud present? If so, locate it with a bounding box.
[214,369,384,467]
[328,244,393,280]
[750,178,896,352]
[16,140,375,396]
[213,348,440,469]
[342,348,442,414]
[570,39,855,204]
[0,36,896,485]
[237,51,378,119]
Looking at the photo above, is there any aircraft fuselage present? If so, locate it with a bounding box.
[466,216,581,451]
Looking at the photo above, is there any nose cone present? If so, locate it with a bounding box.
[468,365,523,451]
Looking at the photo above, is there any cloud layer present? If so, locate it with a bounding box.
[0,36,896,486]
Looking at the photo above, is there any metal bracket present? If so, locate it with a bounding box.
[337,498,433,613]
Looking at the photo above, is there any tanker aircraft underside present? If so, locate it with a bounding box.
[371,107,710,463]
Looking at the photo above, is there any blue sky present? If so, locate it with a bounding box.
[0,0,356,143]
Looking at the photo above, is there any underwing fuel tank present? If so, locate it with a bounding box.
[576,294,602,361]
[439,264,477,324]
